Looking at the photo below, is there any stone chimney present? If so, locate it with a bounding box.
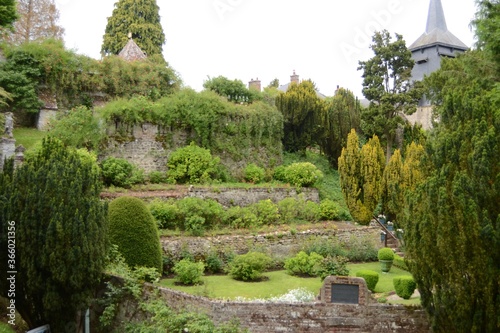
[248,78,261,92]
[290,70,299,84]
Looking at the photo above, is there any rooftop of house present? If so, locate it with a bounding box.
[118,36,147,61]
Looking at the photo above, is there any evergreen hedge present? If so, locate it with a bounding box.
[108,196,162,273]
[356,270,379,292]
[393,276,417,299]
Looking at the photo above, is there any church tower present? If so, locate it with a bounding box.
[406,0,468,129]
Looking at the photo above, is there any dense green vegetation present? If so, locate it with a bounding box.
[0,137,108,331]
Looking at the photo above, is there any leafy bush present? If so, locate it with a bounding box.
[167,142,224,184]
[101,157,144,188]
[228,252,272,281]
[344,235,378,262]
[176,197,224,232]
[318,255,350,280]
[301,236,347,258]
[244,163,265,183]
[378,247,395,261]
[393,276,417,299]
[249,199,280,225]
[148,199,180,229]
[204,251,224,274]
[319,199,340,220]
[223,206,259,229]
[272,165,287,182]
[284,251,323,277]
[393,253,408,271]
[148,170,167,184]
[283,162,323,187]
[298,200,321,222]
[277,197,300,223]
[108,196,162,273]
[356,270,379,292]
[173,259,205,286]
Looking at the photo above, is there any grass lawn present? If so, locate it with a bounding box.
[13,127,47,151]
[158,262,419,305]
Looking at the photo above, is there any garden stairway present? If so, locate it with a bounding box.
[373,216,403,257]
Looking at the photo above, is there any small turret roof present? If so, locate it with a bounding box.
[118,38,147,61]
[409,0,468,51]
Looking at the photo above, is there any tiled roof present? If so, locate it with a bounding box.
[118,38,147,61]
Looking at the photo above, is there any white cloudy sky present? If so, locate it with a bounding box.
[56,0,477,98]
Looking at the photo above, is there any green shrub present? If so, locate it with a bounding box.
[173,259,205,285]
[148,199,180,229]
[101,157,144,188]
[284,251,324,277]
[356,270,379,292]
[108,196,162,273]
[277,197,300,223]
[284,162,323,187]
[249,199,280,225]
[244,163,265,184]
[319,199,340,220]
[301,236,346,258]
[223,206,259,229]
[228,252,272,281]
[273,165,287,182]
[204,251,224,274]
[176,197,224,232]
[393,253,408,271]
[318,255,350,280]
[148,170,166,184]
[344,235,378,262]
[377,247,395,261]
[299,200,320,222]
[167,142,224,184]
[393,276,417,299]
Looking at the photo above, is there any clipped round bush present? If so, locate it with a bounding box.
[167,142,224,184]
[319,199,340,220]
[356,270,379,292]
[108,196,162,273]
[173,259,205,285]
[228,252,272,281]
[285,251,324,277]
[244,163,265,184]
[393,276,417,299]
[378,247,395,261]
[101,157,144,188]
[283,162,323,187]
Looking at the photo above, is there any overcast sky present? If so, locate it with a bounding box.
[56,0,477,98]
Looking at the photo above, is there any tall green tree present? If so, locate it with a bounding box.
[358,30,424,162]
[275,80,324,154]
[381,149,403,222]
[319,87,361,167]
[0,0,17,30]
[338,129,385,224]
[203,75,258,103]
[101,0,165,57]
[5,0,64,44]
[0,137,108,331]
[402,49,500,332]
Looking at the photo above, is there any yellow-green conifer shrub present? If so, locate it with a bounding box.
[339,130,384,224]
[402,142,425,192]
[108,196,163,273]
[382,149,404,220]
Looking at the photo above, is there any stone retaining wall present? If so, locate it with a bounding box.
[147,284,431,333]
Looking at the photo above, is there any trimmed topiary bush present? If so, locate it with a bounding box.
[393,253,408,271]
[173,259,205,285]
[244,163,265,184]
[285,251,324,277]
[393,276,417,299]
[228,252,272,281]
[108,196,163,273]
[356,270,379,292]
[378,247,395,261]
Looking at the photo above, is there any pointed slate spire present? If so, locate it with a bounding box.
[426,0,447,33]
